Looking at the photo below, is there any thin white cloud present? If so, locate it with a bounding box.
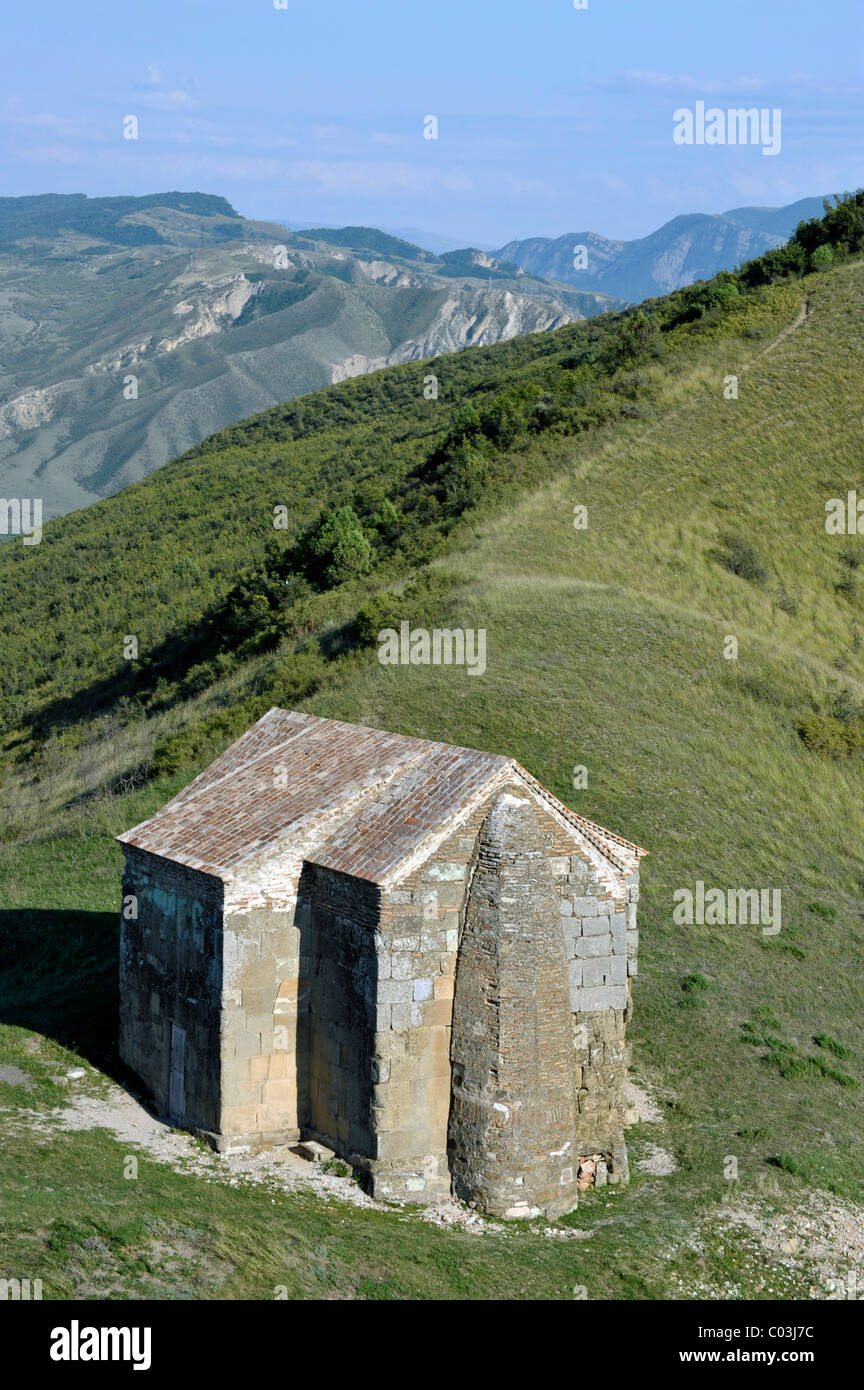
[618,70,765,94]
[133,64,200,111]
[5,111,101,137]
[369,130,416,147]
[136,89,199,111]
[281,160,475,195]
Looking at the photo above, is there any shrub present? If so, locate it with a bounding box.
[321,1158,352,1178]
[831,688,862,724]
[151,699,269,777]
[712,281,741,309]
[776,584,799,616]
[478,393,529,449]
[353,591,404,648]
[715,532,767,584]
[806,901,837,921]
[370,497,404,546]
[353,569,467,650]
[601,311,663,369]
[761,936,806,961]
[798,713,864,758]
[261,649,324,707]
[772,1152,803,1176]
[751,1006,781,1031]
[769,1052,858,1086]
[814,1033,854,1059]
[770,1054,822,1079]
[810,243,835,272]
[735,673,792,709]
[316,506,375,587]
[741,1007,784,1047]
[739,241,806,287]
[440,439,492,511]
[681,971,710,993]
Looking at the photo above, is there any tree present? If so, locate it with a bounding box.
[371,497,404,546]
[810,244,835,272]
[314,505,375,587]
[601,311,663,369]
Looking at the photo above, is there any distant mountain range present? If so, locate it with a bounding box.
[0,193,612,521]
[0,190,826,521]
[496,196,827,303]
[290,222,487,256]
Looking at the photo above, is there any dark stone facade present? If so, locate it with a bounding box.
[296,864,379,1159]
[118,847,223,1133]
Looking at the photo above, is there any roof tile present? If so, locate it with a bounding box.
[117,709,645,882]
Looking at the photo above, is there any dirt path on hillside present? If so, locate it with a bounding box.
[742,294,809,372]
[3,1065,673,1240]
[476,571,864,697]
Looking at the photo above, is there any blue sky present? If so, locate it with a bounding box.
[2,0,862,244]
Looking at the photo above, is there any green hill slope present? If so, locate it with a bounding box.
[2,198,864,1300]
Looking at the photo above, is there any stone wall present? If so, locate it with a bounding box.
[216,903,302,1149]
[215,861,380,1158]
[120,777,639,1205]
[358,781,639,1208]
[214,803,377,1152]
[118,847,223,1133]
[364,808,483,1201]
[448,792,579,1218]
[299,865,379,1159]
[559,848,639,1177]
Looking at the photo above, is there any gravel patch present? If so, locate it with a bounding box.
[718,1192,864,1299]
[636,1142,678,1177]
[0,1065,34,1089]
[3,1082,528,1235]
[624,1078,665,1125]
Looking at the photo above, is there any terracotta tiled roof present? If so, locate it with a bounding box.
[312,742,511,882]
[118,708,645,883]
[513,766,645,875]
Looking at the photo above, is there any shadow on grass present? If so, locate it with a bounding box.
[0,908,125,1080]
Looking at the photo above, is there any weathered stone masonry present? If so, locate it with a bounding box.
[117,709,645,1217]
[448,794,579,1218]
[119,848,224,1136]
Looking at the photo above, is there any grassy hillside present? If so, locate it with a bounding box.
[2,197,864,1299]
